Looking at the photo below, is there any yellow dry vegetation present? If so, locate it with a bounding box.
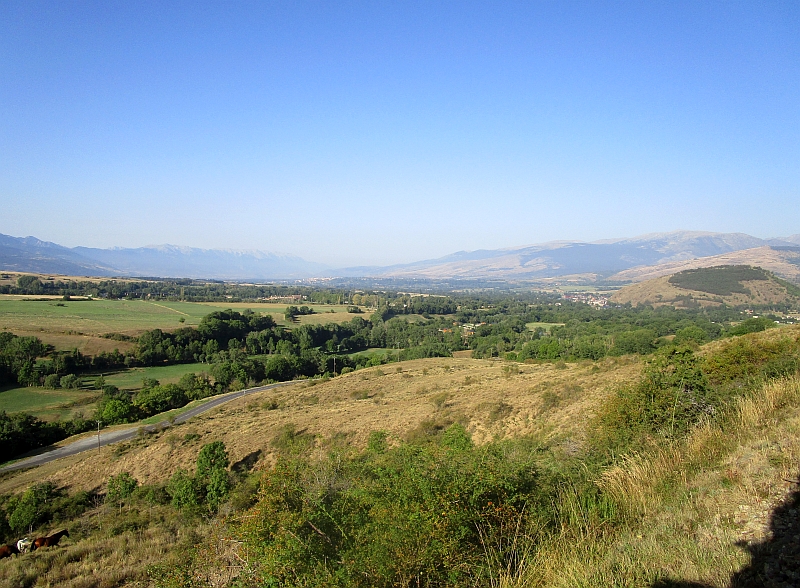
[611,273,795,308]
[0,356,642,495]
[2,330,136,355]
[4,328,800,586]
[520,374,800,587]
[608,245,800,284]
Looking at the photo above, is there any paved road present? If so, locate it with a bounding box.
[0,381,296,473]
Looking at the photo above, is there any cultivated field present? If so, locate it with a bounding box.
[0,298,366,352]
[103,363,211,391]
[0,386,99,422]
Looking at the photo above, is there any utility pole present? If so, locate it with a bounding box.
[96,420,101,453]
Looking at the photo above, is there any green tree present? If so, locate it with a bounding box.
[205,467,230,511]
[133,384,187,416]
[98,398,137,424]
[106,472,138,504]
[60,373,82,389]
[196,441,229,480]
[16,275,42,293]
[8,483,55,533]
[167,469,198,511]
[284,305,299,322]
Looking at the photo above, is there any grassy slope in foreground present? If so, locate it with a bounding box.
[0,355,642,494]
[2,326,800,587]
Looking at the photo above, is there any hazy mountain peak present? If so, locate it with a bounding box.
[2,230,798,283]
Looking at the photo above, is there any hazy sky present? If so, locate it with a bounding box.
[1,1,798,266]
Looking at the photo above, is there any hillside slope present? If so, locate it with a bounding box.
[611,265,800,308]
[608,245,800,284]
[353,231,796,281]
[3,327,800,586]
[0,356,641,495]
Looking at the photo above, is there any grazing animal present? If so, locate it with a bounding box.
[17,538,32,554]
[32,529,69,550]
[0,543,19,559]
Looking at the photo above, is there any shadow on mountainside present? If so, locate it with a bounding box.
[653,477,800,588]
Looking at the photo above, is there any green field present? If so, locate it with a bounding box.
[103,363,210,391]
[0,363,213,421]
[0,385,100,421]
[345,347,390,357]
[525,322,565,332]
[0,298,210,335]
[0,298,366,353]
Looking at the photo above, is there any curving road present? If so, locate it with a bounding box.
[0,381,296,473]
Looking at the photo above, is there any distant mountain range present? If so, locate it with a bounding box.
[335,231,800,282]
[0,234,327,280]
[0,231,798,283]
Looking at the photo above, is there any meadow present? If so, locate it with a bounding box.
[0,297,365,353]
[0,386,99,421]
[102,362,211,390]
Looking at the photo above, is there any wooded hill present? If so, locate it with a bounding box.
[610,265,800,309]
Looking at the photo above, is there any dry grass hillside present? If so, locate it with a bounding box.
[611,273,795,308]
[0,356,641,496]
[4,328,800,587]
[609,246,800,284]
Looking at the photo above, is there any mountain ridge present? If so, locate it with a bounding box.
[1,230,798,283]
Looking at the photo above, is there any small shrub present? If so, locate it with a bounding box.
[367,430,389,453]
[43,373,61,389]
[272,424,313,454]
[430,392,449,411]
[540,390,561,412]
[60,374,81,389]
[488,401,514,422]
[106,472,138,504]
[502,364,519,378]
[440,423,473,451]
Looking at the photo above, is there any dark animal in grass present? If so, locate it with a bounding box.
[0,543,19,559]
[32,529,69,550]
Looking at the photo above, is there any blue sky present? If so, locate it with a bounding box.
[1,1,798,266]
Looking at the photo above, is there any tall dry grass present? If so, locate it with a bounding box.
[516,375,800,587]
[0,505,201,588]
